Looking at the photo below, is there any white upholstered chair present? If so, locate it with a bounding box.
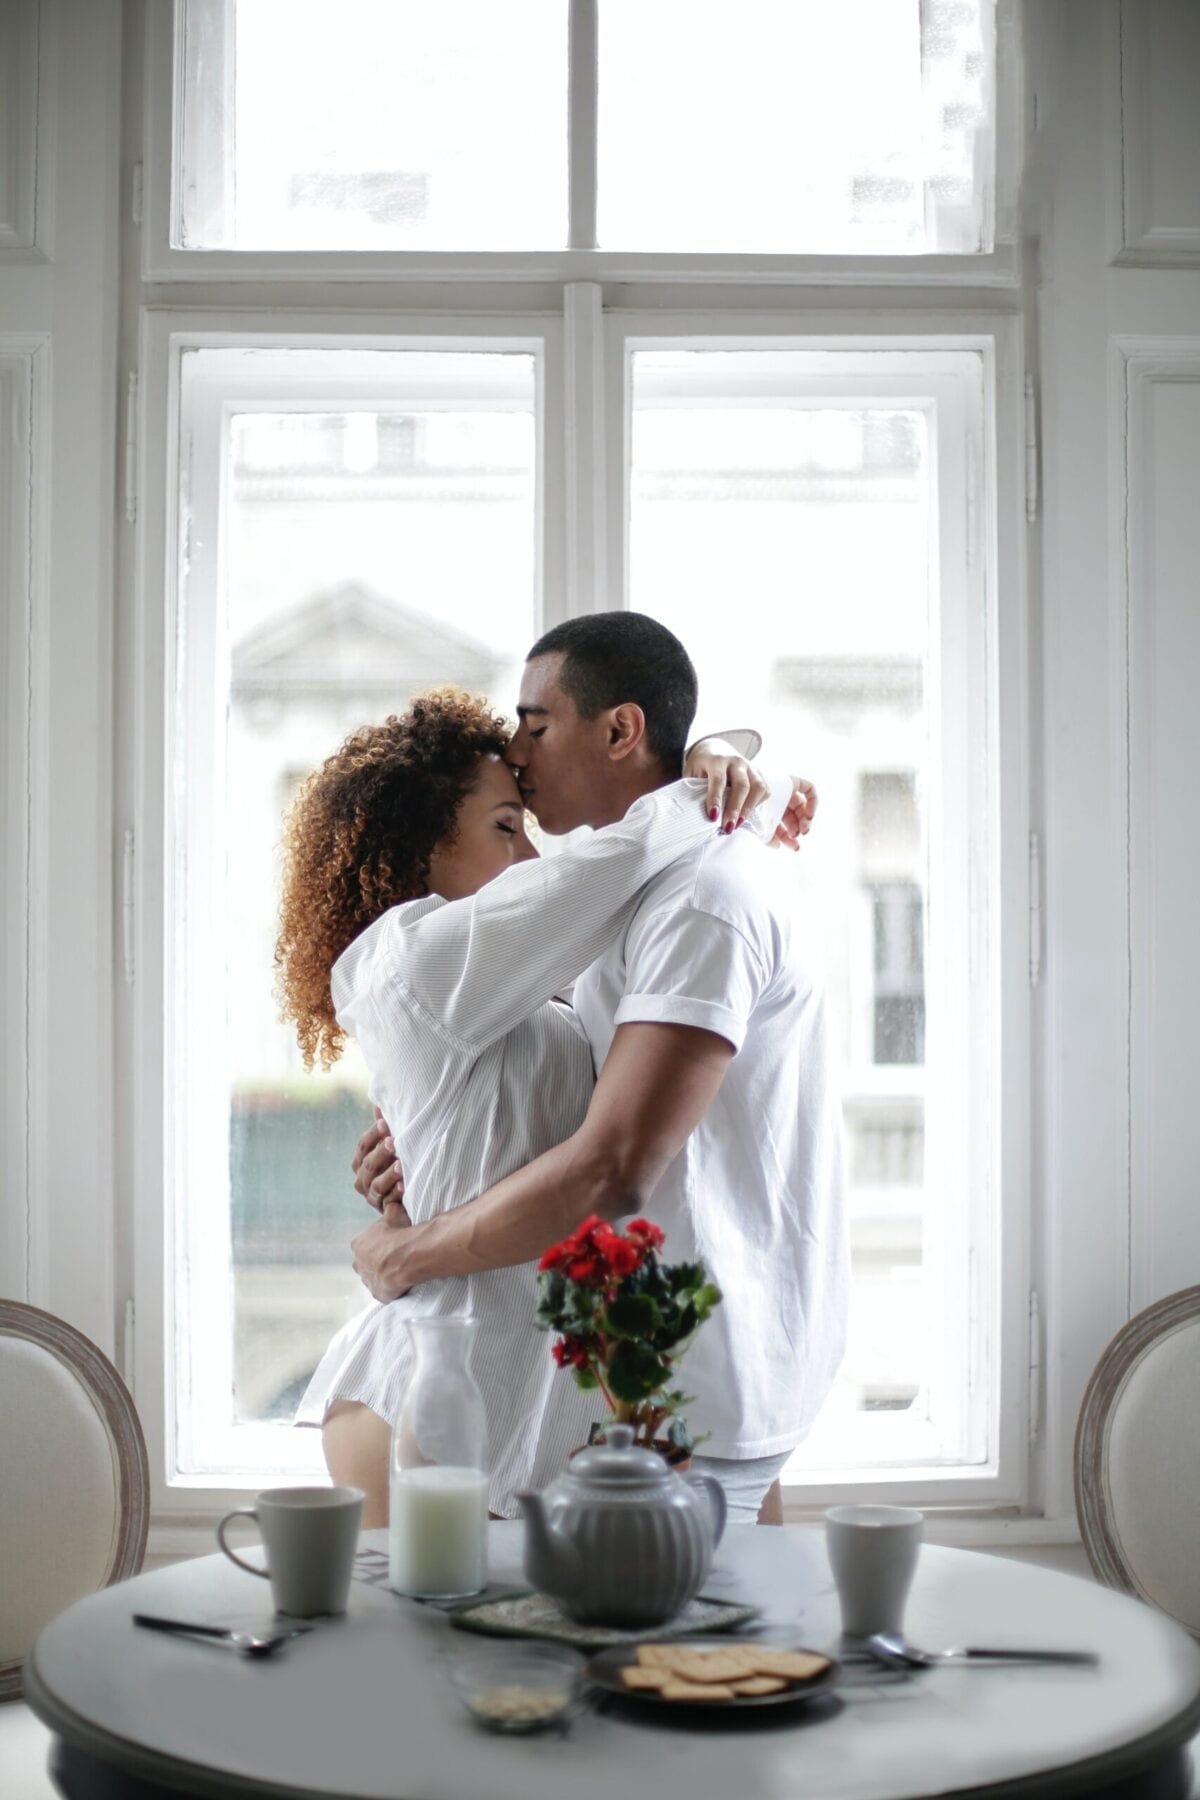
[1075,1285,1200,1637]
[0,1301,150,1700]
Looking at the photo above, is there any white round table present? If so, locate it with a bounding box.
[25,1522,1200,1800]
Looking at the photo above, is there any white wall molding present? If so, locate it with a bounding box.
[0,0,50,262]
[1115,339,1200,1313]
[0,0,123,1352]
[1036,13,1133,1523]
[0,344,43,1304]
[1111,1,1200,268]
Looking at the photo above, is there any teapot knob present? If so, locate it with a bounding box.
[606,1425,635,1449]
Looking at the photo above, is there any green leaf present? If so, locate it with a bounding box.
[667,1262,707,1294]
[666,1416,694,1451]
[604,1292,663,1338]
[572,1368,600,1392]
[607,1339,671,1403]
[672,1302,697,1343]
[537,1268,565,1305]
[559,1305,599,1340]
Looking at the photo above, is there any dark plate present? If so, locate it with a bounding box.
[587,1640,841,1716]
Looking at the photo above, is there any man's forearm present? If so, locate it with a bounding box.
[360,1023,733,1299]
[400,1132,640,1282]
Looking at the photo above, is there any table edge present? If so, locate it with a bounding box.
[24,1647,311,1800]
[920,1689,1200,1800]
[23,1634,1200,1800]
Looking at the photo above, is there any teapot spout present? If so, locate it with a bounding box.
[515,1489,581,1601]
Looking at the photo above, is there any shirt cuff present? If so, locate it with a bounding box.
[613,992,748,1053]
[686,726,763,761]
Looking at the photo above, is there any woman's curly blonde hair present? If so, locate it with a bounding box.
[275,687,511,1070]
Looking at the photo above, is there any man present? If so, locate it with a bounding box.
[350,613,847,1522]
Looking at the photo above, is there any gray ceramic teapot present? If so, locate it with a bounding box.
[515,1425,727,1627]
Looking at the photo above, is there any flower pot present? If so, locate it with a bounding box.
[574,1425,692,1473]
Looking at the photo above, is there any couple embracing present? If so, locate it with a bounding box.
[275,611,847,1529]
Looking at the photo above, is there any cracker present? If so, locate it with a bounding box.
[732,1674,790,1696]
[665,1647,761,1683]
[635,1644,679,1668]
[659,1680,736,1702]
[749,1650,830,1681]
[620,1666,670,1690]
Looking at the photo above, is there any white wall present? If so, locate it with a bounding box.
[1027,1,1200,1520]
[0,0,123,1355]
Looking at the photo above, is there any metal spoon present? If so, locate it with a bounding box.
[133,1613,314,1658]
[866,1630,1098,1670]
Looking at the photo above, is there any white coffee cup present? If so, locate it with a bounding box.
[217,1485,365,1617]
[824,1503,924,1639]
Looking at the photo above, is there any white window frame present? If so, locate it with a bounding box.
[604,324,1029,1506]
[116,7,1034,1538]
[130,310,565,1513]
[142,0,1023,290]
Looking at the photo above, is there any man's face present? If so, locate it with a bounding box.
[506,654,614,835]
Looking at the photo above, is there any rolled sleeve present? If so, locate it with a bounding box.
[616,906,768,1054]
[614,992,751,1052]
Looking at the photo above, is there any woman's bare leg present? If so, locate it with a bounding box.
[322,1400,392,1528]
[324,1398,506,1525]
[756,1479,784,1526]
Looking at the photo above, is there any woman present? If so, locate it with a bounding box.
[276,688,783,1525]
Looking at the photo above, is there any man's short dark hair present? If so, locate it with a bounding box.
[527,612,698,772]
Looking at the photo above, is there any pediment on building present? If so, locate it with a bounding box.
[231,583,505,702]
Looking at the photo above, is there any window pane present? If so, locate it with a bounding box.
[175,347,538,1475]
[600,0,995,253]
[177,1,567,250]
[629,349,983,1470]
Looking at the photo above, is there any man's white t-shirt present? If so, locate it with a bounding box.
[571,825,848,1460]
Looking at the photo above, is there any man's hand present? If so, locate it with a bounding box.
[683,737,769,832]
[772,777,818,851]
[352,1107,407,1215]
[351,1200,414,1302]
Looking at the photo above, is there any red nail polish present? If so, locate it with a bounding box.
[724,820,734,834]
[709,808,719,822]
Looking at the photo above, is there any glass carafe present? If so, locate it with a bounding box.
[388,1316,488,1600]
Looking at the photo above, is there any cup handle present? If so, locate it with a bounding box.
[687,1473,727,1547]
[216,1507,270,1579]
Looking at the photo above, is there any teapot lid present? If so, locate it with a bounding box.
[569,1424,674,1486]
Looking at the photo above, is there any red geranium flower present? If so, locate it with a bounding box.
[535,1215,722,1458]
[551,1334,591,1370]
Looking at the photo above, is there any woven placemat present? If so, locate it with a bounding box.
[448,1589,760,1650]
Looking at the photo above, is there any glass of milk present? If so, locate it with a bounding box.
[389,1317,489,1599]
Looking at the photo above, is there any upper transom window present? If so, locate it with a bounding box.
[175,0,997,255]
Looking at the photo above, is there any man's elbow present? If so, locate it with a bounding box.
[570,1133,668,1224]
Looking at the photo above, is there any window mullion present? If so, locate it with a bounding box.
[560,282,608,616]
[567,0,598,251]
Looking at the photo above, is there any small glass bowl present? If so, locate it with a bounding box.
[448,1643,586,1733]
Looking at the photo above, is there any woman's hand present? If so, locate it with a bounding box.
[351,1202,414,1302]
[352,1107,409,1217]
[772,777,818,851]
[684,736,770,832]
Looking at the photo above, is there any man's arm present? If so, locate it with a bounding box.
[350,1021,734,1298]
